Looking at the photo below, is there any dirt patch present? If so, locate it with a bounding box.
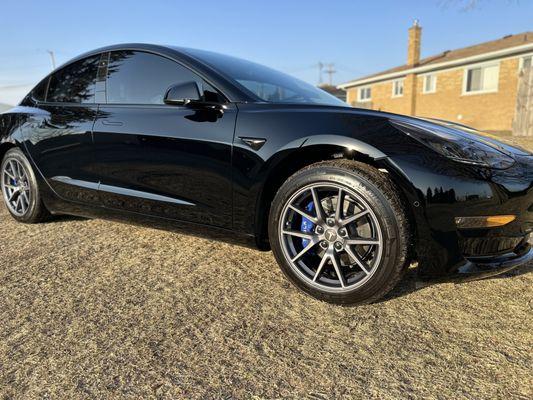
[0,202,532,399]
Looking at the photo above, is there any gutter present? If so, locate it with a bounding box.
[337,42,533,89]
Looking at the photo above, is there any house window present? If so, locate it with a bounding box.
[463,63,499,94]
[520,55,532,70]
[392,79,404,97]
[423,74,437,94]
[358,86,371,102]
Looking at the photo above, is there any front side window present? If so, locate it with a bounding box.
[47,55,100,103]
[464,64,499,93]
[423,74,437,93]
[358,86,372,102]
[106,51,207,105]
[392,79,404,97]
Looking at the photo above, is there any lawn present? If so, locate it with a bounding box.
[486,132,533,151]
[0,201,531,399]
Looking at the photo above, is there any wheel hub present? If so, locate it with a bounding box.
[324,229,338,243]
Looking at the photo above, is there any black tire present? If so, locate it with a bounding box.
[1,147,50,223]
[269,160,410,305]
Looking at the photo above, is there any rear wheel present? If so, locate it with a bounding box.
[1,148,50,223]
[269,160,410,305]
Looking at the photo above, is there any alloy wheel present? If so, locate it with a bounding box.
[279,183,383,293]
[1,158,31,217]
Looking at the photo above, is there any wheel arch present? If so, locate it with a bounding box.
[254,137,393,250]
[1,111,26,160]
[254,137,421,262]
[0,142,17,162]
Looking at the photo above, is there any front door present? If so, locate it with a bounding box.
[92,50,236,228]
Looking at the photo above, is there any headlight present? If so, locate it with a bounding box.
[391,119,515,169]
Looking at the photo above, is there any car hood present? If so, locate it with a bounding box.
[387,114,532,157]
[310,105,531,157]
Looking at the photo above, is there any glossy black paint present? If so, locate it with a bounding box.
[23,103,100,204]
[93,103,236,227]
[1,43,532,277]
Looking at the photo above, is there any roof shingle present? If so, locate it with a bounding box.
[342,31,533,86]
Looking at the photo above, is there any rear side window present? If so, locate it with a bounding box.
[32,77,49,101]
[47,55,100,103]
[106,51,201,104]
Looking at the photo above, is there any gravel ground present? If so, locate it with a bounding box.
[0,200,532,399]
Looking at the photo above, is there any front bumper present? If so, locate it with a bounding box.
[453,155,533,278]
[386,153,533,277]
[456,239,532,280]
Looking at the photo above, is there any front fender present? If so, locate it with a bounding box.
[301,134,386,160]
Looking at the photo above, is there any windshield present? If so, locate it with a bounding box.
[183,48,347,107]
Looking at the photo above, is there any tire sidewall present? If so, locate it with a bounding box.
[269,163,403,305]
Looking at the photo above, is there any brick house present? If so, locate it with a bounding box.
[338,22,533,133]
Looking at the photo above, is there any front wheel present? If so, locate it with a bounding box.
[269,160,410,305]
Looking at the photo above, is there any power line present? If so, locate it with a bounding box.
[285,64,320,74]
[316,62,338,85]
[335,63,368,77]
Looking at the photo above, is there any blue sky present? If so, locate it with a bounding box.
[1,0,532,104]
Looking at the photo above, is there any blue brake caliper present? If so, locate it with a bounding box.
[300,201,315,247]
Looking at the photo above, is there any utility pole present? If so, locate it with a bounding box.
[46,50,56,70]
[324,63,336,85]
[317,62,324,85]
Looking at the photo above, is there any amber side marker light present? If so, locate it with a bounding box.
[455,215,516,229]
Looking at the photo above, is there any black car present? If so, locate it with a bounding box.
[1,44,532,304]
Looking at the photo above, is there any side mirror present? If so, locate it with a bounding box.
[164,81,201,106]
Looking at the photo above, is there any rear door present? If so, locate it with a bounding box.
[92,50,236,228]
[22,55,101,205]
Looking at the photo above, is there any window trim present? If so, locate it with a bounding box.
[33,48,231,107]
[462,61,500,96]
[30,76,51,103]
[391,79,404,98]
[357,86,372,102]
[103,50,229,107]
[105,50,194,106]
[43,54,102,105]
[422,74,437,94]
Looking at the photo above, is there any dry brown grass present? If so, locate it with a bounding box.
[486,132,533,151]
[0,200,532,399]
